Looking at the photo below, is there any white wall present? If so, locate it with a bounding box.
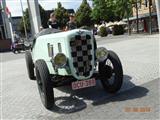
[155,0,160,31]
[1,0,12,39]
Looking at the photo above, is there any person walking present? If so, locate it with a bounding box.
[47,12,59,29]
[65,14,77,31]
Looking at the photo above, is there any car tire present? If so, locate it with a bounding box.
[99,50,123,93]
[25,51,36,80]
[35,60,54,110]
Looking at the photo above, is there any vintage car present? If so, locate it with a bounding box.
[25,28,123,110]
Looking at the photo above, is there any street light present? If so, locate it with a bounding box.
[124,0,131,35]
[20,0,28,39]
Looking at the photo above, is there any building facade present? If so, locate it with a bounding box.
[126,0,159,33]
[0,10,5,40]
[11,16,22,34]
[0,0,13,51]
[132,0,157,16]
[0,0,12,40]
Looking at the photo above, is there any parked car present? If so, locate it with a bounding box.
[25,28,123,110]
[11,41,25,53]
[11,40,31,53]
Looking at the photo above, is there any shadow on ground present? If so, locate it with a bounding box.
[92,85,149,106]
[49,75,149,114]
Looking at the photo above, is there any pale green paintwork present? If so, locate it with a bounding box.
[32,29,95,80]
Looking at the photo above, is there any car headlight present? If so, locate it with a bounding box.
[96,47,108,62]
[54,53,67,68]
[24,41,31,47]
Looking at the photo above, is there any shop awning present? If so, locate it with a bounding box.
[123,12,157,21]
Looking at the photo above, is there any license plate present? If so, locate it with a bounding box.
[72,78,96,90]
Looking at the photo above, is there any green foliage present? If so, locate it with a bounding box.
[91,0,106,22]
[91,0,133,22]
[114,0,133,19]
[91,0,117,22]
[54,2,69,29]
[19,5,49,35]
[75,0,93,27]
[39,5,50,28]
[19,8,30,34]
[112,25,125,35]
[99,26,108,37]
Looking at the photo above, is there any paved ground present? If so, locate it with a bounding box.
[0,51,25,62]
[55,78,160,120]
[1,33,159,120]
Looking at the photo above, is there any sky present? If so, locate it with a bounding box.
[4,0,92,17]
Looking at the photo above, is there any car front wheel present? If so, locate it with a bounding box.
[35,59,54,110]
[99,50,123,93]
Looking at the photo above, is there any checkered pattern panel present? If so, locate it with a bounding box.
[70,37,93,77]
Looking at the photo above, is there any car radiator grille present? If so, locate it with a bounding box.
[70,36,93,77]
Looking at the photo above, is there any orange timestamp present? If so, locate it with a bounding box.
[124,107,151,112]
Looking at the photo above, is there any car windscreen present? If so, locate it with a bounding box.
[32,28,62,49]
[34,28,62,39]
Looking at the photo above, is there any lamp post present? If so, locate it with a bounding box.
[20,0,28,39]
[135,0,139,33]
[125,0,131,35]
[8,13,15,43]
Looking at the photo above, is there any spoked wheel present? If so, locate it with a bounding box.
[99,50,123,93]
[35,60,54,110]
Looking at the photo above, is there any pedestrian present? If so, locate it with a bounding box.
[47,12,59,29]
[13,31,20,43]
[65,13,77,31]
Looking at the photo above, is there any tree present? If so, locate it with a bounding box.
[91,0,106,22]
[54,2,69,29]
[19,8,30,35]
[114,0,133,35]
[39,5,50,28]
[19,5,49,35]
[91,0,116,23]
[91,0,133,23]
[76,0,93,27]
[114,0,133,20]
